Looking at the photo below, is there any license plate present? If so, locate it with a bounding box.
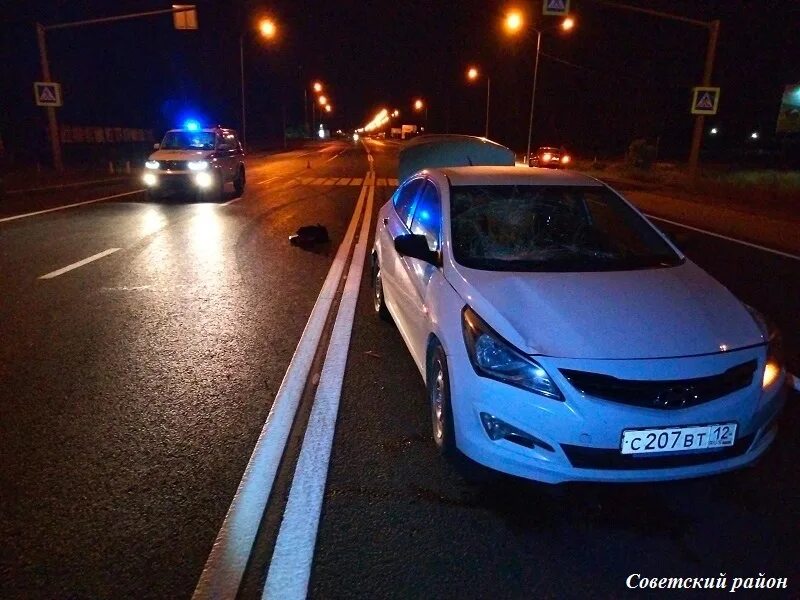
[620,423,737,455]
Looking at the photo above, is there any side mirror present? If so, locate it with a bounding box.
[394,234,440,266]
[153,143,160,150]
[218,143,232,151]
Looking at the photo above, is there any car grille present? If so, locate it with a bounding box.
[159,160,187,171]
[561,434,754,470]
[559,360,757,410]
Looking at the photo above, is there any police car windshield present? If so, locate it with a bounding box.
[161,131,216,150]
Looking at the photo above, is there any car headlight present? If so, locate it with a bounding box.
[188,160,209,170]
[745,305,784,389]
[560,155,571,164]
[145,160,160,169]
[542,153,552,162]
[462,307,563,400]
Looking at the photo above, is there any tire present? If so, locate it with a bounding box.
[233,166,246,196]
[145,189,160,202]
[428,343,496,483]
[428,344,458,457]
[372,261,392,322]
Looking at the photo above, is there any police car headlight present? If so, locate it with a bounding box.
[145,160,160,169]
[142,173,158,186]
[188,160,209,171]
[194,172,213,188]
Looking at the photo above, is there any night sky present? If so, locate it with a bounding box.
[1,0,798,161]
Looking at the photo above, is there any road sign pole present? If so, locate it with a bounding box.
[239,34,247,152]
[526,29,542,165]
[35,23,63,173]
[688,19,720,178]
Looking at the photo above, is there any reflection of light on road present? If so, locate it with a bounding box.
[190,204,223,268]
[140,206,167,237]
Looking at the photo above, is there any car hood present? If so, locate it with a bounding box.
[149,149,212,161]
[447,260,764,359]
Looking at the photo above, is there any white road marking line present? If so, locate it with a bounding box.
[221,196,243,207]
[335,178,351,186]
[388,178,399,186]
[325,148,347,162]
[349,178,363,186]
[312,178,326,185]
[645,214,800,262]
[264,172,375,600]
[39,248,121,280]
[0,189,144,224]
[192,172,372,600]
[378,177,388,186]
[257,176,281,185]
[323,178,337,186]
[299,177,314,185]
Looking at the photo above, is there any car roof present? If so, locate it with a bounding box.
[437,166,603,187]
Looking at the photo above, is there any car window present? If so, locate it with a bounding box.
[393,179,425,228]
[160,131,215,150]
[449,185,681,272]
[410,181,442,251]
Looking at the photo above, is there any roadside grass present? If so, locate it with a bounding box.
[577,160,800,220]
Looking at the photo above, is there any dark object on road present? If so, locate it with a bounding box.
[290,224,330,245]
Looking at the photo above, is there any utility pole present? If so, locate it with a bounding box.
[591,1,719,177]
[35,23,62,172]
[688,20,720,178]
[35,6,197,173]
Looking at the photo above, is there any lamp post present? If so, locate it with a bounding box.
[240,18,277,151]
[505,11,574,163]
[414,98,427,126]
[467,66,491,138]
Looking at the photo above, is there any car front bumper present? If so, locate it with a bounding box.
[142,170,217,192]
[447,347,787,484]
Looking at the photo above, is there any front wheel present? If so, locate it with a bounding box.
[428,345,457,457]
[372,261,391,322]
[428,344,495,483]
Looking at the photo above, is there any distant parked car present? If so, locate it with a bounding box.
[529,146,571,168]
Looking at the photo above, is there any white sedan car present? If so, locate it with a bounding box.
[372,142,787,484]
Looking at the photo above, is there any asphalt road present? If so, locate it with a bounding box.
[1,138,798,599]
[0,140,371,599]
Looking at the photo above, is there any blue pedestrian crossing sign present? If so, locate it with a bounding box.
[543,0,570,16]
[34,81,62,107]
[691,86,719,115]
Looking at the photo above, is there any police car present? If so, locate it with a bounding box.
[142,123,246,201]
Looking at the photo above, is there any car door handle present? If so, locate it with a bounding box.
[382,217,389,227]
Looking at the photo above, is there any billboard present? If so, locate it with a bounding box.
[776,84,800,134]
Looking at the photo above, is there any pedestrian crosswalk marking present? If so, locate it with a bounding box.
[336,178,351,185]
[350,178,362,186]
[388,178,399,186]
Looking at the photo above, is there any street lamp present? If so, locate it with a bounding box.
[313,81,323,93]
[710,127,718,135]
[241,17,278,150]
[505,10,523,33]
[505,14,575,164]
[466,66,491,138]
[319,95,328,106]
[258,18,276,38]
[325,104,332,113]
[414,98,428,127]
